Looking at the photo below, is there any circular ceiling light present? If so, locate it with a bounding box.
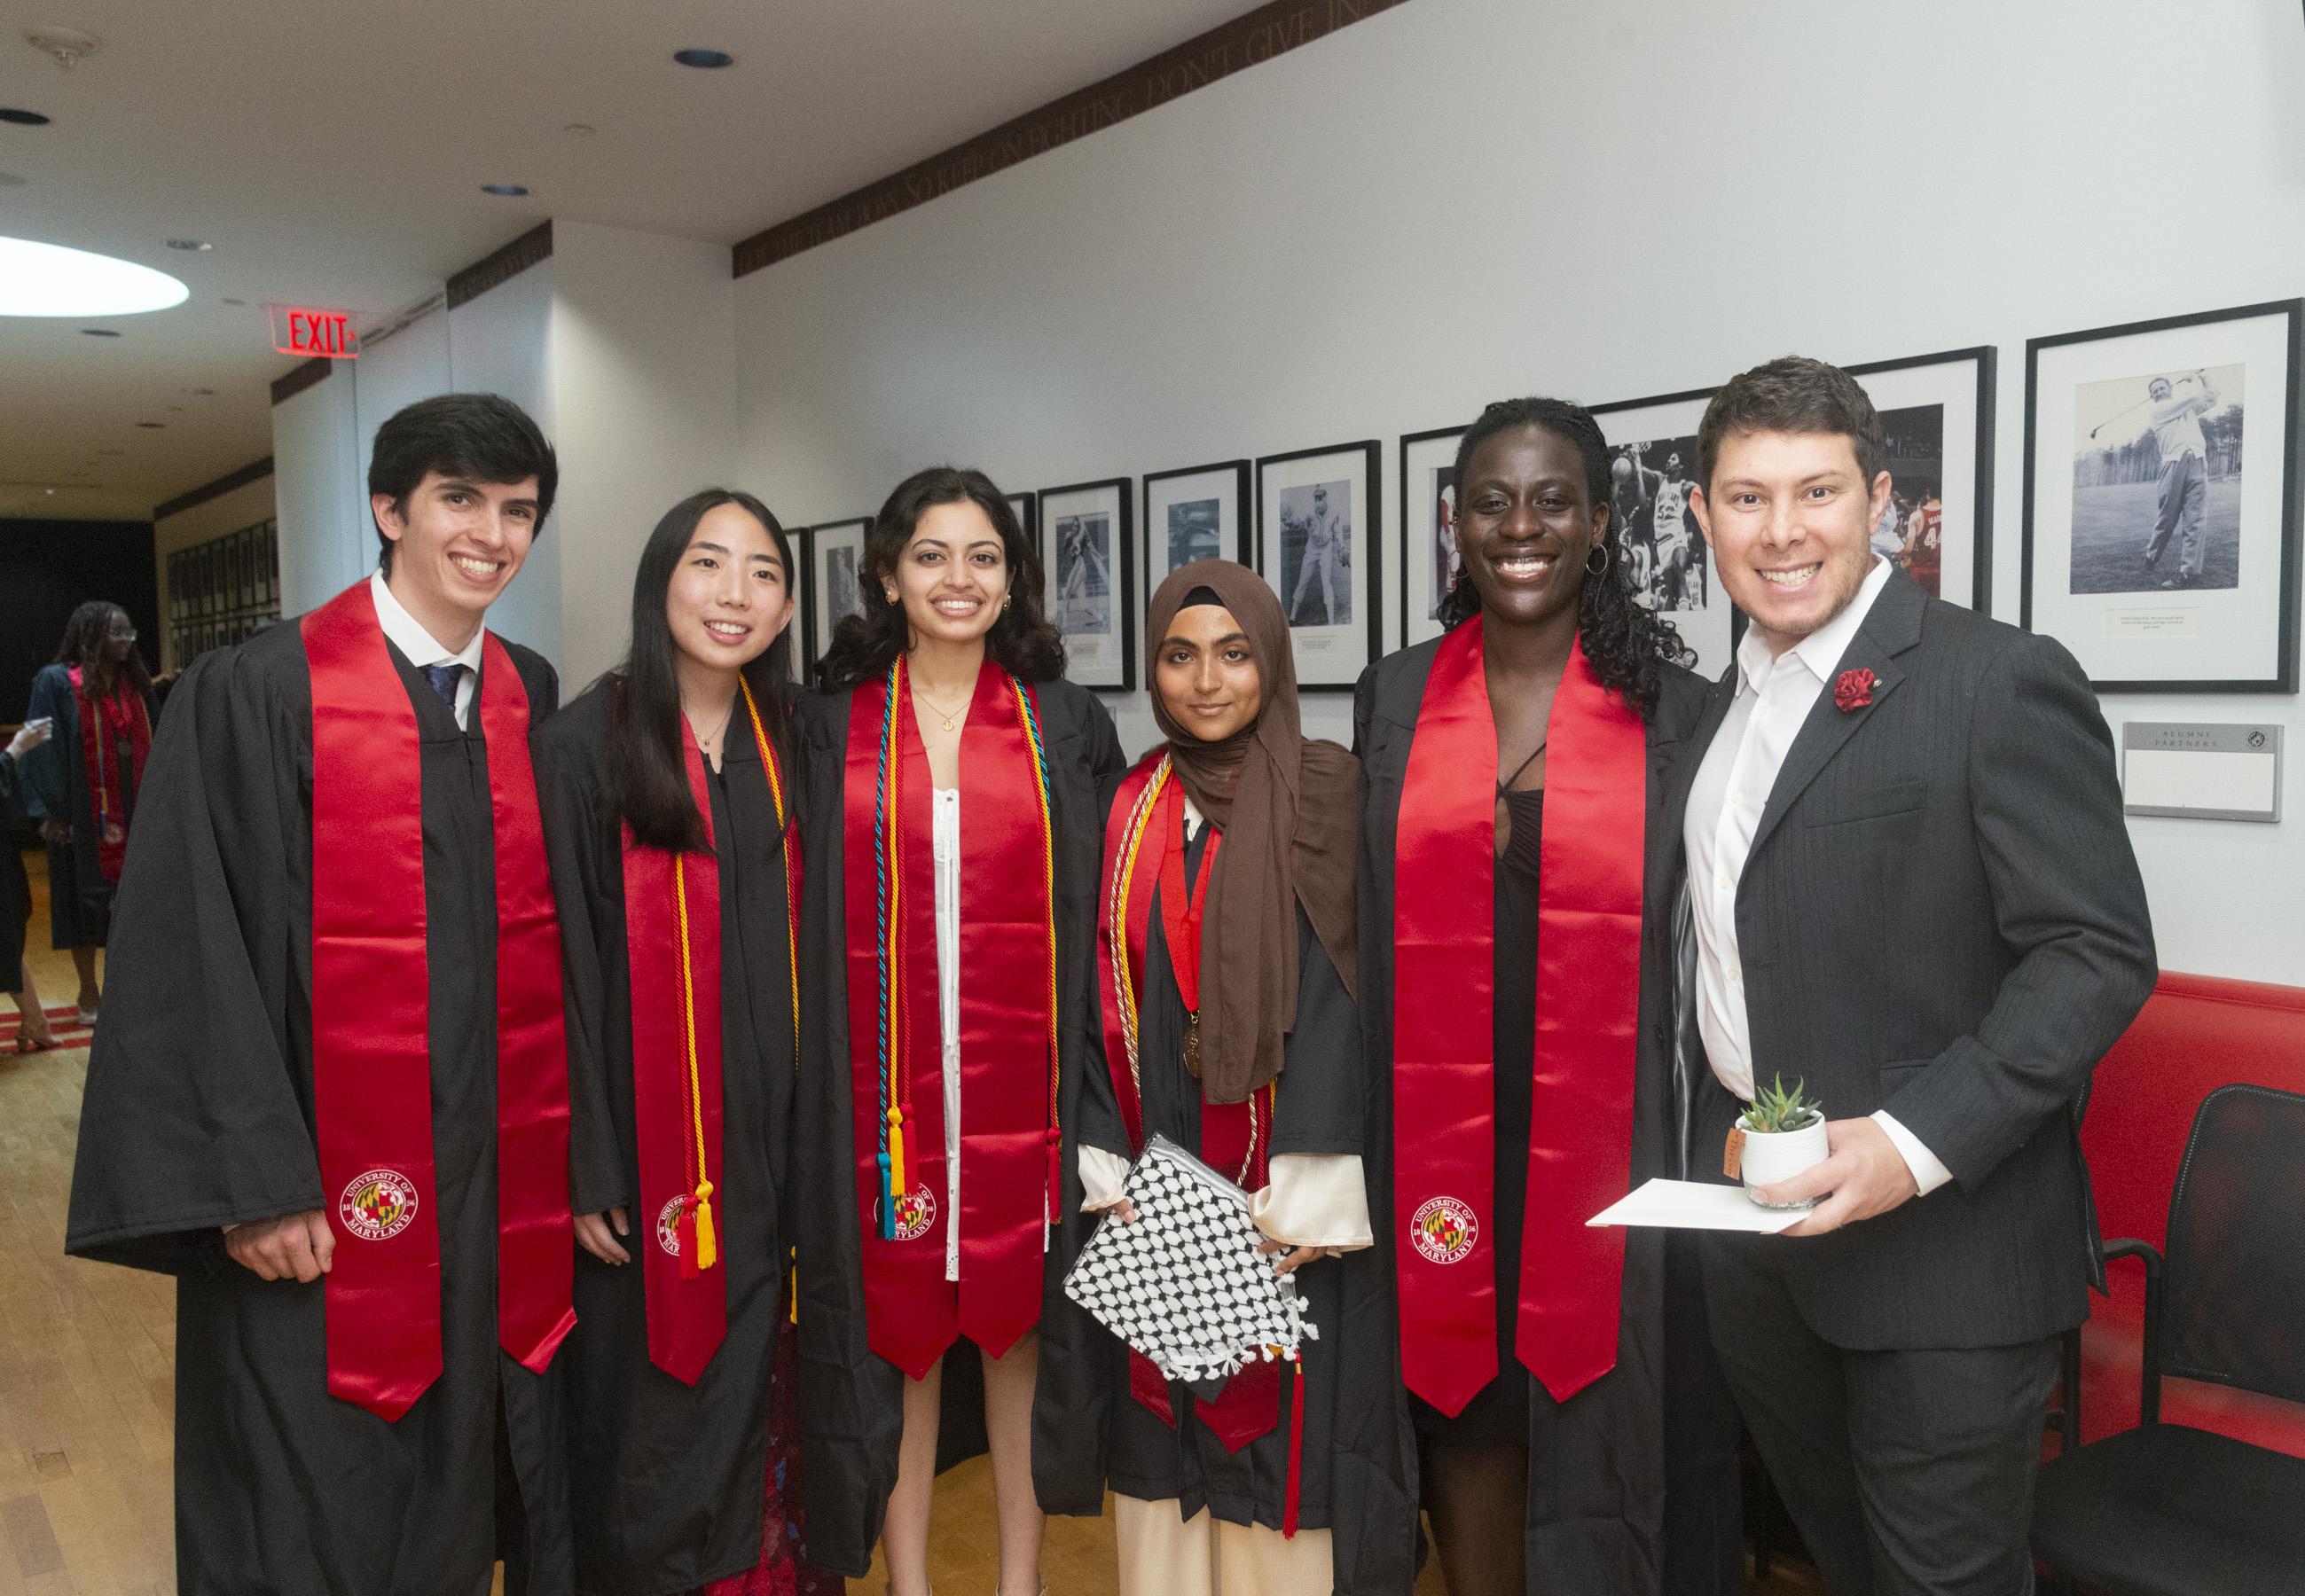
[164,238,211,252]
[134,420,164,429]
[480,183,530,196]
[80,326,118,336]
[0,108,51,125]
[671,48,734,68]
[220,296,245,306]
[0,235,188,317]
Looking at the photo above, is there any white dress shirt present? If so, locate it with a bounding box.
[369,570,483,729]
[1682,558,1951,1195]
[931,787,966,1279]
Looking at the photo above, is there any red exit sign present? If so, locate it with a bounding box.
[269,306,360,359]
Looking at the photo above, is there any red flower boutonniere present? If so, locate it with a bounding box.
[1833,668,1876,713]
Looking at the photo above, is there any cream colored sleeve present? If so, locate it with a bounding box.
[1078,1144,1132,1211]
[1250,1154,1373,1251]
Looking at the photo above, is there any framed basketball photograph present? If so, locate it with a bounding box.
[804,517,871,681]
[1142,459,1250,611]
[1399,424,1469,649]
[1038,476,1135,691]
[1587,387,1740,680]
[2024,299,2301,692]
[1846,347,1996,614]
[1256,440,1380,690]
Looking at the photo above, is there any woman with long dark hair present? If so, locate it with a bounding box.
[25,599,155,1021]
[2,715,60,1050]
[791,466,1123,1596]
[1337,399,1744,1596]
[535,489,829,1596]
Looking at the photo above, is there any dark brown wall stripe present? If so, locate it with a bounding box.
[732,0,1407,278]
[270,356,333,406]
[154,456,277,522]
[446,220,555,309]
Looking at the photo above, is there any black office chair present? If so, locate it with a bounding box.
[2031,1083,2305,1595]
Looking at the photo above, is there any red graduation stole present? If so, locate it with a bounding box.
[1392,618,1645,1417]
[841,657,1060,1379]
[621,677,800,1385]
[67,665,149,882]
[302,581,575,1421]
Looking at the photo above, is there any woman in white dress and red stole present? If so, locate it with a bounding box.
[790,467,1124,1596]
[1339,398,1745,1596]
[1065,559,1367,1596]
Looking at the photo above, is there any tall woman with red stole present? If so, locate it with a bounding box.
[790,467,1124,1596]
[24,599,156,1021]
[1337,399,1744,1596]
[535,490,830,1596]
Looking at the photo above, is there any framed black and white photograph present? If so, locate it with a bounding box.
[1038,476,1134,691]
[1142,462,1250,630]
[1256,440,1380,689]
[1588,387,1738,679]
[1399,424,1467,648]
[2024,300,2301,692]
[1846,347,1996,613]
[805,517,870,680]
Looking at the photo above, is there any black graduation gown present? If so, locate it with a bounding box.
[63,618,575,1596]
[1336,638,1739,1596]
[24,660,157,949]
[534,680,798,1596]
[0,748,32,982]
[788,676,1125,1577]
[1070,810,1365,1534]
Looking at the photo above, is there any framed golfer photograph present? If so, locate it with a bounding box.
[805,517,871,681]
[1143,459,1250,611]
[1588,387,1739,679]
[1256,440,1380,689]
[1846,347,1996,613]
[1399,424,1469,648]
[2024,300,2301,692]
[1038,476,1134,691]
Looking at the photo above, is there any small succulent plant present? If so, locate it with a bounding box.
[1743,1073,1823,1135]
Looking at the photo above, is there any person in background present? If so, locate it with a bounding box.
[535,489,832,1596]
[1065,559,1367,1595]
[2139,370,2218,588]
[791,466,1124,1596]
[66,392,581,1596]
[2,715,60,1051]
[1347,397,1744,1596]
[25,600,155,1022]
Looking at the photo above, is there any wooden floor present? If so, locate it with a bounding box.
[0,852,1822,1595]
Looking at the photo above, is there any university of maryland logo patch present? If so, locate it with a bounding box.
[339,1169,419,1242]
[890,1184,937,1243]
[655,1194,691,1258]
[1409,1195,1478,1265]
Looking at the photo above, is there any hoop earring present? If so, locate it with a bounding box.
[1586,544,1612,576]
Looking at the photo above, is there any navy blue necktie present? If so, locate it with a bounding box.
[421,661,466,712]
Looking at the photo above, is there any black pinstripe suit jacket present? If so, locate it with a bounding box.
[1665,569,2157,1349]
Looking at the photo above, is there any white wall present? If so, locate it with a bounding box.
[272,365,361,616]
[730,0,2305,986]
[449,262,562,666]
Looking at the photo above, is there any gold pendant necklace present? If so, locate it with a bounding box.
[912,686,969,732]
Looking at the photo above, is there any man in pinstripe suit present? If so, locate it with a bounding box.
[1674,356,2156,1595]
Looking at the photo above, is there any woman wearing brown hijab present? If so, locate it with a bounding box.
[1067,559,1368,1596]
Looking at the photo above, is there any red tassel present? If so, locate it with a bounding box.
[1282,1351,1305,1538]
[1044,1127,1062,1223]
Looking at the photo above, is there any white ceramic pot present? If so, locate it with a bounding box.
[1738,1114,1830,1209]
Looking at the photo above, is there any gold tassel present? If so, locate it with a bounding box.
[693,1180,718,1271]
[887,1107,907,1197]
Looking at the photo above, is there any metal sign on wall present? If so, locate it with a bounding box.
[268,305,359,360]
[2121,722,2284,823]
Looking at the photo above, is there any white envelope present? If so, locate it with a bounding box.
[1586,1177,1806,1233]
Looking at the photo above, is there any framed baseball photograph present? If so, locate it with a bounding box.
[1846,347,1996,614]
[1588,387,1740,680]
[1142,460,1251,623]
[2024,299,2301,692]
[1399,424,1469,649]
[1038,476,1135,691]
[804,517,871,681]
[1256,440,1380,690]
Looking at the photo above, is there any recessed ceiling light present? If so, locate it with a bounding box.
[671,48,734,68]
[164,238,212,252]
[80,326,119,336]
[0,108,51,126]
[184,386,216,396]
[135,420,163,429]
[562,122,596,137]
[0,235,189,317]
[480,183,530,197]
[0,172,24,187]
[221,296,245,306]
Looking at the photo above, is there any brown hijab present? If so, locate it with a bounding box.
[1145,560,1359,1105]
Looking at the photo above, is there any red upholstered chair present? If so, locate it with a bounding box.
[2074,973,2305,1456]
